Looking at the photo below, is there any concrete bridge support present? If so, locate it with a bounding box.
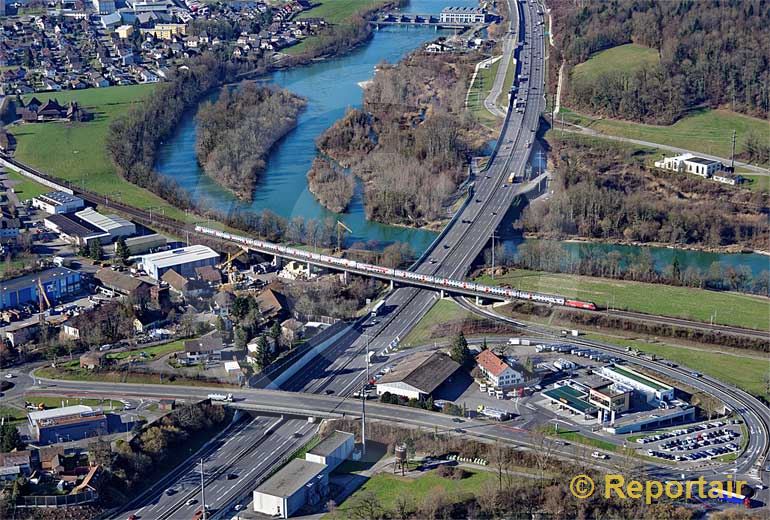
[476,296,483,305]
[389,280,394,291]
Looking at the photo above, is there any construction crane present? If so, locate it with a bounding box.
[218,247,248,285]
[36,278,51,313]
[336,220,352,253]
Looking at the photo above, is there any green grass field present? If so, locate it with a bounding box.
[571,44,659,84]
[24,395,120,409]
[331,469,497,517]
[467,57,502,127]
[298,0,389,24]
[741,174,770,193]
[107,340,186,361]
[475,269,769,331]
[586,334,769,399]
[402,299,471,346]
[558,106,769,162]
[0,405,26,423]
[497,56,516,107]
[2,169,51,200]
[11,85,196,223]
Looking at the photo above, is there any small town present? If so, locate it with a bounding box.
[0,0,768,519]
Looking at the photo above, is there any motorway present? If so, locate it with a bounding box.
[108,413,317,520]
[279,0,548,399]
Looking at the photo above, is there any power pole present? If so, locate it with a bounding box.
[200,458,206,520]
[730,129,737,170]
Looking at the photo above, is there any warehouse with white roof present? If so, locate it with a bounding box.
[140,245,220,280]
[75,207,136,241]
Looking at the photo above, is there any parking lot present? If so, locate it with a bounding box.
[633,420,744,462]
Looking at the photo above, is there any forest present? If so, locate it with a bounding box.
[306,157,356,213]
[519,136,768,251]
[312,51,487,227]
[552,0,770,123]
[196,83,306,200]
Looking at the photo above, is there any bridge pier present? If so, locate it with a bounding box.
[389,280,394,291]
[440,289,445,299]
[342,270,348,284]
[272,255,281,268]
[307,261,312,278]
[476,296,483,306]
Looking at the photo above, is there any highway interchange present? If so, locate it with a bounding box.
[8,0,769,515]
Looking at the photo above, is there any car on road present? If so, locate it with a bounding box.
[591,451,609,460]
[491,212,497,216]
[443,244,450,249]
[4,373,14,379]
[234,504,243,511]
[165,488,176,496]
[325,389,335,395]
[186,499,197,506]
[429,258,437,264]
[127,515,138,520]
[227,473,238,480]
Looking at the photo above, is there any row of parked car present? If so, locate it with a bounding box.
[635,421,734,444]
[659,429,739,452]
[648,443,739,462]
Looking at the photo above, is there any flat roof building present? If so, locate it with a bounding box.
[28,405,110,445]
[654,153,722,178]
[600,365,674,404]
[75,207,136,241]
[543,383,597,417]
[1,267,81,310]
[31,192,84,215]
[305,431,354,473]
[124,234,167,255]
[44,213,110,246]
[252,459,328,518]
[440,6,487,24]
[140,245,220,280]
[605,406,696,435]
[376,351,460,400]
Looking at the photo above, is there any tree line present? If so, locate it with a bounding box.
[196,83,306,200]
[106,50,263,211]
[553,0,770,124]
[520,136,768,250]
[313,51,487,227]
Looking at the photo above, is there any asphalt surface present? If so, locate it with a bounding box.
[452,296,770,496]
[109,413,317,520]
[281,0,548,399]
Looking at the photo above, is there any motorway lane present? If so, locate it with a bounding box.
[113,414,317,520]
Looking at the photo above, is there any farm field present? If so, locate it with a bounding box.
[474,269,769,331]
[571,44,659,84]
[11,85,196,223]
[558,106,769,163]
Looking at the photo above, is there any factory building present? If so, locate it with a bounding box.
[376,351,460,400]
[44,213,109,246]
[124,233,167,255]
[31,192,84,215]
[654,153,722,178]
[139,245,219,280]
[439,6,487,24]
[252,459,328,518]
[305,431,354,473]
[28,406,111,445]
[599,365,674,404]
[0,268,81,310]
[75,207,136,241]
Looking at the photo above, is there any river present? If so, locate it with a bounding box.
[154,0,768,275]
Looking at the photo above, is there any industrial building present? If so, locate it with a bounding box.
[542,383,597,418]
[0,268,81,310]
[252,459,328,518]
[28,406,111,445]
[587,380,632,425]
[75,207,136,241]
[139,245,219,280]
[305,431,354,473]
[599,365,674,404]
[476,350,524,390]
[439,6,487,24]
[376,351,460,400]
[31,192,84,215]
[124,233,167,255]
[44,213,109,246]
[604,406,697,435]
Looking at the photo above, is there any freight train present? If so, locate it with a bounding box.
[194,225,598,311]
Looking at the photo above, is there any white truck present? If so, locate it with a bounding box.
[208,393,233,402]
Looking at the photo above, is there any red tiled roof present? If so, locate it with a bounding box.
[476,350,510,377]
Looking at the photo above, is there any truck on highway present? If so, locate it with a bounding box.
[208,393,233,402]
[370,300,385,317]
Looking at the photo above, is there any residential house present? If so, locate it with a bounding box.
[476,350,524,390]
[183,331,224,362]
